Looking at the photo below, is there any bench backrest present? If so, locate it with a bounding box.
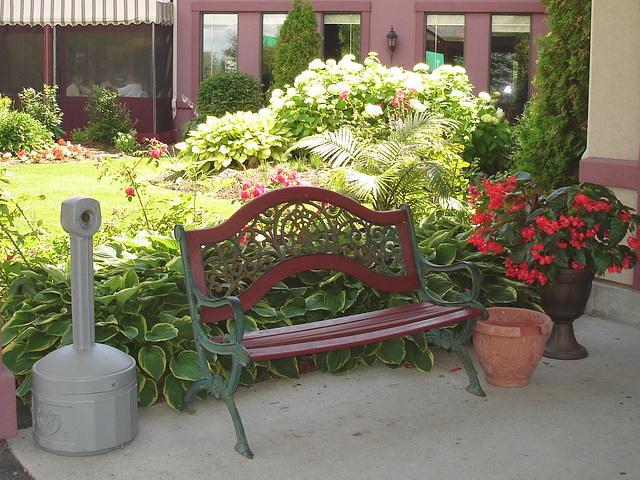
[175,186,424,324]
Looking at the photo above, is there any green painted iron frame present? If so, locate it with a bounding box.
[175,186,488,458]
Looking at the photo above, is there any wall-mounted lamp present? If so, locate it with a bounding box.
[386,26,398,53]
[386,26,398,63]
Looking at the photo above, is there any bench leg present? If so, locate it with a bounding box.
[451,342,486,397]
[184,343,255,458]
[427,327,486,397]
[184,377,210,414]
[221,392,254,459]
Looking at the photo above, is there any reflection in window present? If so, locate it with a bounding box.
[202,13,238,80]
[64,28,152,98]
[490,15,531,119]
[0,26,44,96]
[262,13,287,90]
[425,14,465,72]
[323,13,361,61]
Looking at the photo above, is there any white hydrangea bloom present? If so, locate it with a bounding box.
[409,98,427,112]
[338,57,363,73]
[478,92,491,102]
[327,81,351,95]
[294,70,318,87]
[413,63,430,73]
[270,97,285,110]
[405,75,426,93]
[481,114,499,124]
[305,83,326,98]
[496,108,505,119]
[271,88,284,99]
[308,59,326,70]
[364,104,384,117]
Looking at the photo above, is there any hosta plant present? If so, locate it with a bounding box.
[414,210,540,311]
[1,233,200,410]
[176,109,292,174]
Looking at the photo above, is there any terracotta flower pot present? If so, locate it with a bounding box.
[473,307,552,387]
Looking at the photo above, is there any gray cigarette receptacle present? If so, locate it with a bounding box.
[32,197,138,456]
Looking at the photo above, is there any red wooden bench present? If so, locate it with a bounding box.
[175,185,487,458]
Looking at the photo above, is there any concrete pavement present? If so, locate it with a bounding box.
[7,312,640,480]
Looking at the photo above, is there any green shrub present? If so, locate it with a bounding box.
[513,0,591,189]
[72,86,133,145]
[0,101,53,154]
[176,109,292,174]
[272,54,514,175]
[196,72,264,118]
[114,131,140,154]
[272,0,323,89]
[18,85,65,140]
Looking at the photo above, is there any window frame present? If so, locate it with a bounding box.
[200,12,239,82]
[424,13,466,72]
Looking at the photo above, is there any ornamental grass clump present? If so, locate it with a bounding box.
[467,172,640,286]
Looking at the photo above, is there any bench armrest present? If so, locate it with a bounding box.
[417,256,484,309]
[192,291,250,355]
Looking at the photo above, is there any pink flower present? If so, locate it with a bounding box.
[125,187,135,196]
[150,148,161,158]
[339,91,349,100]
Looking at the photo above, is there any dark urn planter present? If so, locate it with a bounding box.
[539,269,594,360]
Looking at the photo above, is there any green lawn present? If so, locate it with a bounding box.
[5,158,237,235]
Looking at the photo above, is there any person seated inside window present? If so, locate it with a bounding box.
[103,74,144,97]
[66,73,92,96]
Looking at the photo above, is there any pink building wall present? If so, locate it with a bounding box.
[174,0,546,132]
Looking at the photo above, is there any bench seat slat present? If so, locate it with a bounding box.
[211,302,482,361]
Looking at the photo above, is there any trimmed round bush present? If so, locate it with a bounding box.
[196,72,264,118]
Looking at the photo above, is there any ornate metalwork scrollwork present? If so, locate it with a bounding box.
[202,200,406,297]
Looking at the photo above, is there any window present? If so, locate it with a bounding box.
[64,27,152,98]
[262,13,287,89]
[202,13,238,80]
[425,14,465,72]
[490,15,531,119]
[323,14,361,61]
[0,26,44,96]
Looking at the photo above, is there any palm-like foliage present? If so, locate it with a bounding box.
[289,112,469,216]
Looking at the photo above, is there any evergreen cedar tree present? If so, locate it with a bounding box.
[514,0,591,190]
[273,0,323,89]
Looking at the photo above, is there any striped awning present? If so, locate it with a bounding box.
[0,0,173,27]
